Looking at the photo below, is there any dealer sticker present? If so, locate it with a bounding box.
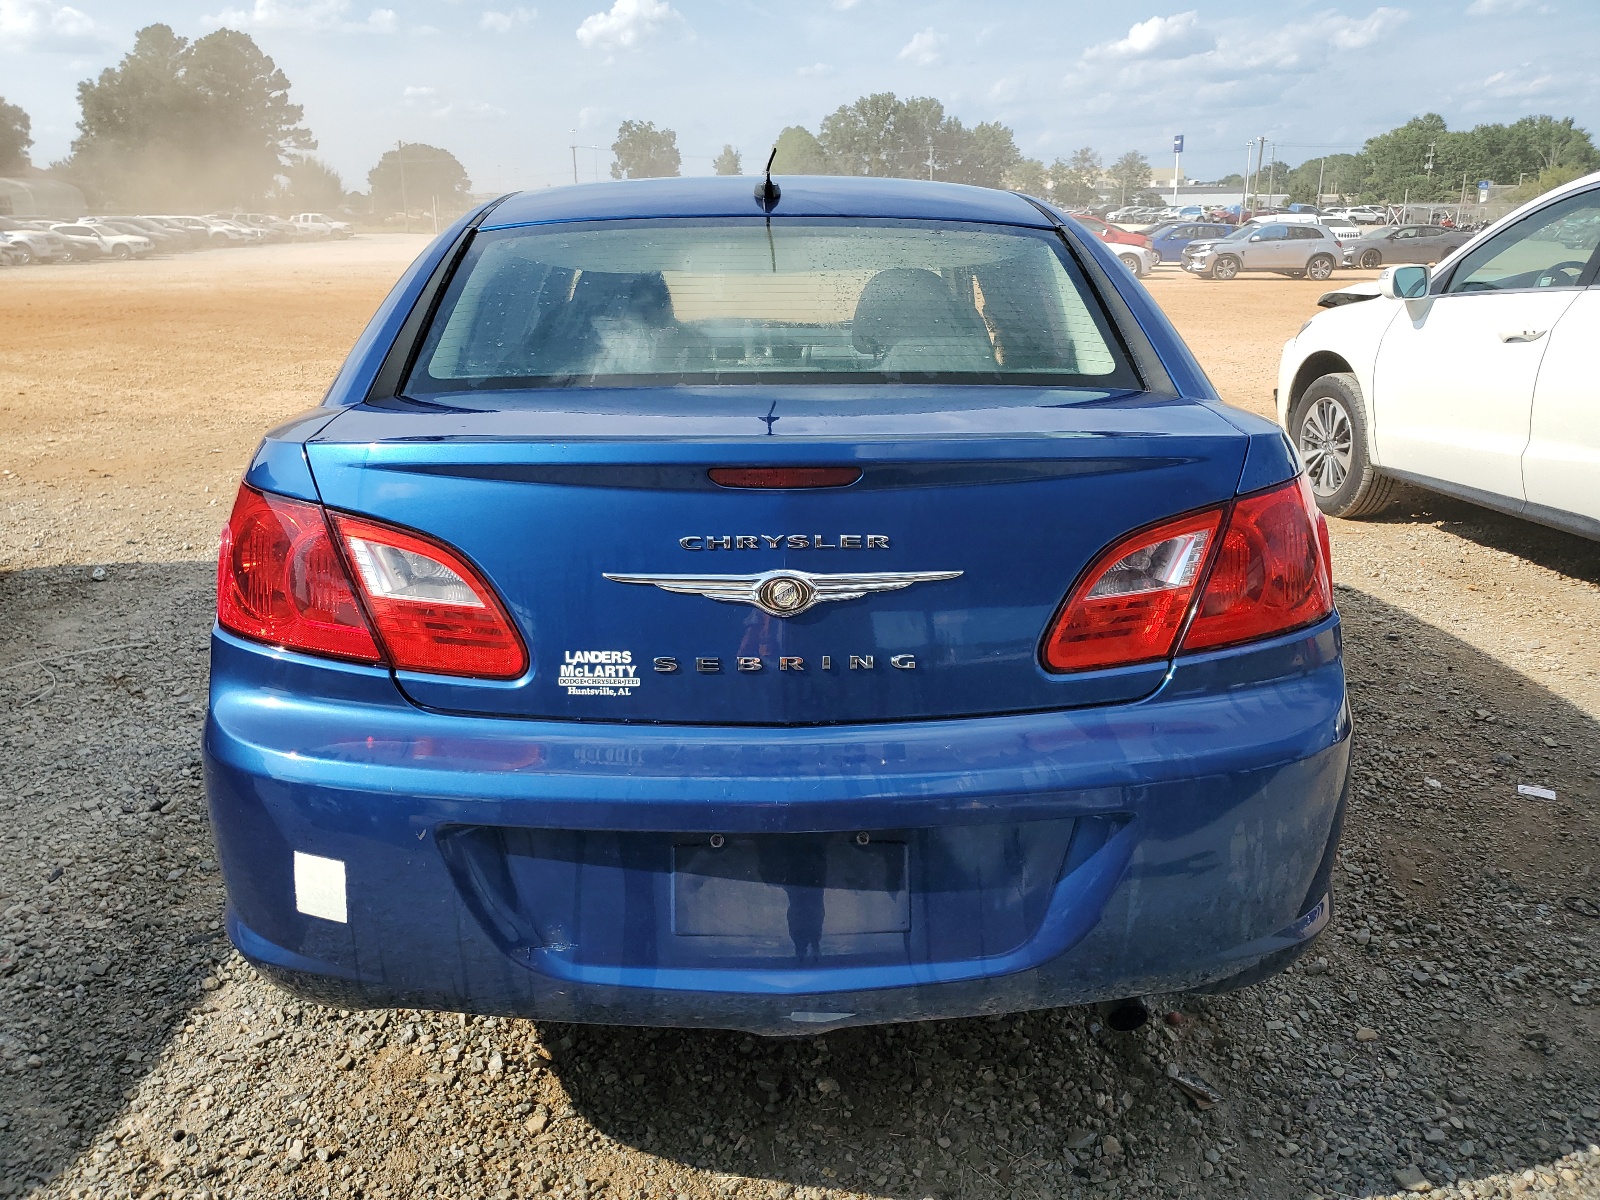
[560,650,641,697]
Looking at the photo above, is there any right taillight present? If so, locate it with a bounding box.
[1041,474,1333,672]
[1180,474,1333,652]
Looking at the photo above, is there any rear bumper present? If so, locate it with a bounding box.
[205,617,1350,1034]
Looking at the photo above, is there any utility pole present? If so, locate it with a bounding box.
[570,129,579,184]
[396,140,409,234]
[1316,158,1326,207]
[1242,141,1256,220]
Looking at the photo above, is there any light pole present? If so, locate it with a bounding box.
[396,140,409,234]
[1171,134,1184,206]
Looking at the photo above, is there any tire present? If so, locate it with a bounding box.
[1118,252,1144,277]
[1209,254,1240,280]
[112,244,132,260]
[9,245,31,265]
[1290,372,1398,518]
[1306,254,1336,281]
[1358,248,1382,269]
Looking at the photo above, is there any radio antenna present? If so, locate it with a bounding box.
[754,145,781,212]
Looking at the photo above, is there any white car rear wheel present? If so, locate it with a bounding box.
[1118,252,1144,277]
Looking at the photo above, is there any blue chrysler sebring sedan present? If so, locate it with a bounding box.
[205,176,1349,1034]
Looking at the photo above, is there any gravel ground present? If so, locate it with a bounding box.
[2,245,1598,1200]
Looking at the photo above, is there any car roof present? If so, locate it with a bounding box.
[483,175,1055,230]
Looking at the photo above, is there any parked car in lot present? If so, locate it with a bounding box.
[208,176,1348,1033]
[1319,217,1365,245]
[0,240,29,267]
[291,211,353,237]
[50,223,154,260]
[1111,242,1159,277]
[1147,221,1234,263]
[0,219,70,263]
[1183,223,1343,280]
[1065,212,1152,252]
[1278,170,1600,540]
[1341,223,1471,270]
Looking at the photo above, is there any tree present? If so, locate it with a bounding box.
[1106,151,1151,206]
[713,144,742,175]
[814,92,1022,188]
[1051,147,1102,208]
[66,24,314,209]
[280,156,345,212]
[610,120,680,179]
[0,97,32,173]
[1285,153,1370,205]
[1503,163,1589,207]
[771,126,829,174]
[1004,158,1048,195]
[368,143,469,213]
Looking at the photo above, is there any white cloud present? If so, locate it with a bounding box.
[575,0,679,50]
[1071,6,1410,99]
[208,0,397,33]
[897,27,946,67]
[404,84,505,120]
[1466,0,1533,12]
[479,5,533,32]
[830,0,864,9]
[1084,11,1213,61]
[0,0,105,51]
[797,61,831,76]
[1481,64,1557,98]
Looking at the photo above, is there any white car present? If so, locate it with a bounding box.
[1112,243,1159,278]
[50,223,154,260]
[1276,170,1600,540]
[1319,216,1364,244]
[291,212,353,238]
[0,223,70,263]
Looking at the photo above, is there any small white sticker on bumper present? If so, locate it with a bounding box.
[293,852,347,923]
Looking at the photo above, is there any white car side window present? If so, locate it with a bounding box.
[1447,189,1600,294]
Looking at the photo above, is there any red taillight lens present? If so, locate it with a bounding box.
[1042,508,1223,672]
[1040,475,1335,673]
[330,514,528,680]
[708,467,862,489]
[217,486,382,664]
[1181,475,1333,652]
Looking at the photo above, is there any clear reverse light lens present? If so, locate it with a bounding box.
[345,538,484,607]
[1085,530,1212,598]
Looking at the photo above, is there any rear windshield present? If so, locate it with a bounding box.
[405,217,1138,393]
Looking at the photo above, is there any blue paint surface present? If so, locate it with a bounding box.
[212,177,1348,1032]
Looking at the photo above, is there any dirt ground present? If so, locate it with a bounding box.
[1,238,1597,1200]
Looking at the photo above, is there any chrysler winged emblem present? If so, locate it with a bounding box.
[602,568,963,618]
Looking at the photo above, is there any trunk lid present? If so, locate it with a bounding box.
[307,387,1249,724]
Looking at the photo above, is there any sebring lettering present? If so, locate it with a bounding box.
[679,534,890,550]
[652,655,915,673]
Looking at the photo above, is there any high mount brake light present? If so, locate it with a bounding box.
[1041,475,1334,672]
[217,487,382,664]
[1181,474,1333,653]
[1042,509,1223,672]
[330,514,528,680]
[217,486,527,680]
[708,467,862,489]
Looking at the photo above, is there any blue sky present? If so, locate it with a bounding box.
[2,0,1596,193]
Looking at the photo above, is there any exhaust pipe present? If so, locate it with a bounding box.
[1101,997,1149,1033]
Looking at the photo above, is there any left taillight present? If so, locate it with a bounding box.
[217,486,383,664]
[217,486,527,680]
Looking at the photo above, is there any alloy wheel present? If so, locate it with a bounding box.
[1359,249,1381,269]
[1298,395,1354,497]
